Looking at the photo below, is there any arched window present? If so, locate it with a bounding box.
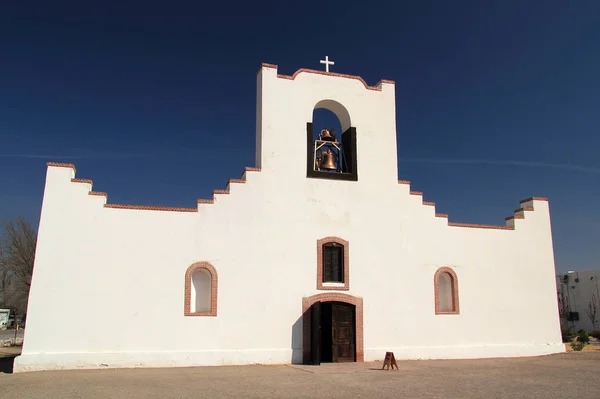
[317,237,349,290]
[192,268,211,313]
[434,267,459,315]
[184,262,218,316]
[307,100,357,181]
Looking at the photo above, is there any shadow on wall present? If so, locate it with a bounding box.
[291,315,303,364]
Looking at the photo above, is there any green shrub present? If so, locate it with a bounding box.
[561,328,575,343]
[571,341,586,351]
[590,330,600,340]
[577,330,590,344]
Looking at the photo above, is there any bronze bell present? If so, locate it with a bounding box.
[320,128,335,141]
[320,149,337,170]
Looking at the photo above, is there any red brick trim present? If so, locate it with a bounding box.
[61,163,261,213]
[71,178,93,185]
[434,267,460,315]
[47,162,76,172]
[271,65,394,91]
[505,204,539,222]
[71,178,106,198]
[405,186,515,229]
[184,262,218,316]
[520,197,549,203]
[197,199,215,204]
[396,176,546,231]
[261,62,278,69]
[316,237,350,291]
[515,207,534,213]
[197,167,262,205]
[448,222,513,230]
[64,165,199,212]
[302,293,364,363]
[104,204,197,212]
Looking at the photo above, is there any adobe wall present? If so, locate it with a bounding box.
[15,65,563,372]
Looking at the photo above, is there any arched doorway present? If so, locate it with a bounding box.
[302,293,364,365]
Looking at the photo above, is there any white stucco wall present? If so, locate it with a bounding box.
[15,64,564,372]
[556,270,600,333]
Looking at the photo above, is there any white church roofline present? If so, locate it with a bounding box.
[44,68,550,223]
[44,162,261,213]
[45,162,549,227]
[259,62,395,91]
[196,167,262,205]
[397,179,550,231]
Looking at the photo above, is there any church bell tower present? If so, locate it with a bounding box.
[255,61,398,186]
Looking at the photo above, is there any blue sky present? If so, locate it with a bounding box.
[1,1,599,273]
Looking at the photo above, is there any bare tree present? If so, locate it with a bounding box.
[557,289,573,338]
[0,216,37,315]
[587,294,598,330]
[0,263,12,307]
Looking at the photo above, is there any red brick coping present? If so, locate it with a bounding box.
[104,204,197,212]
[47,162,548,226]
[260,63,394,91]
[197,167,262,204]
[434,267,460,315]
[47,162,76,172]
[302,293,364,364]
[398,179,549,230]
[520,197,549,203]
[316,237,350,291]
[184,262,218,316]
[48,162,260,212]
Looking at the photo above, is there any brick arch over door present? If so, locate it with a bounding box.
[302,293,364,363]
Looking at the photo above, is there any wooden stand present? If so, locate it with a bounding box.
[381,351,399,370]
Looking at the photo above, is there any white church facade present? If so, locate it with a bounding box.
[15,62,564,372]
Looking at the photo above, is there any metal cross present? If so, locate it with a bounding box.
[320,56,335,72]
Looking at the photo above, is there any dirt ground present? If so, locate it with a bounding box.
[0,352,599,399]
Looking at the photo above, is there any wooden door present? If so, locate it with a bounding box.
[310,301,321,365]
[332,302,355,362]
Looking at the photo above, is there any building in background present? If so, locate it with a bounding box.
[556,270,600,333]
[0,309,10,330]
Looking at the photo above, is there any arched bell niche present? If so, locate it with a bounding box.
[306,100,358,181]
[312,108,343,172]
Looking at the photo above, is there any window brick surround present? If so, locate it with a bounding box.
[302,293,364,364]
[434,267,460,315]
[317,237,350,291]
[184,262,218,316]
